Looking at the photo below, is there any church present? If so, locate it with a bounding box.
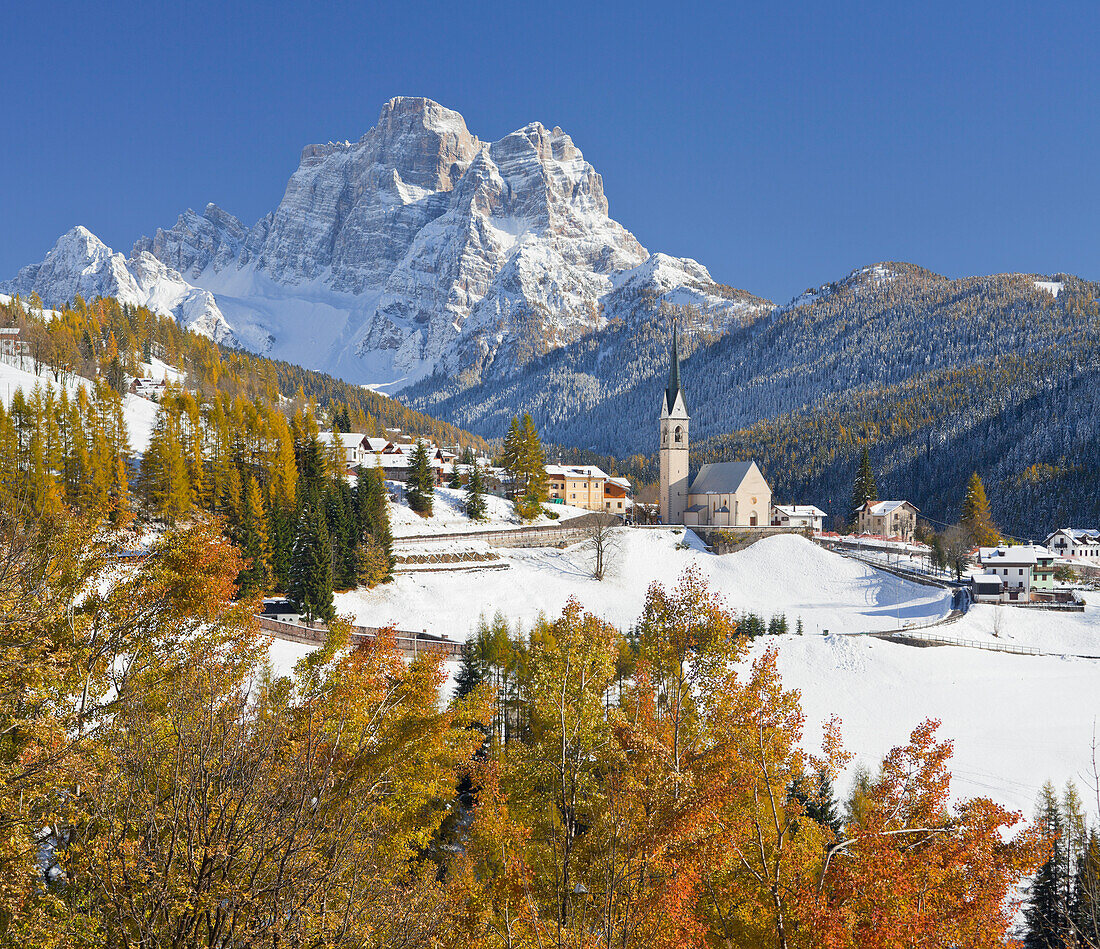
[659,328,772,527]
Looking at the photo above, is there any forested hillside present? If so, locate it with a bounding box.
[1,293,490,451]
[413,264,1100,535]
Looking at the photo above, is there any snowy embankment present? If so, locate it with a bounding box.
[389,482,591,538]
[0,358,160,453]
[328,530,1100,815]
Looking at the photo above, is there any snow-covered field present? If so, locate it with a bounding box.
[337,531,952,636]
[324,530,1100,816]
[759,633,1099,814]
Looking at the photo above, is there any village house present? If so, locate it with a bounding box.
[604,476,632,516]
[130,377,167,399]
[321,431,374,467]
[771,505,827,532]
[855,500,919,542]
[0,327,30,361]
[320,432,457,484]
[976,544,1056,602]
[1045,528,1100,562]
[546,464,610,512]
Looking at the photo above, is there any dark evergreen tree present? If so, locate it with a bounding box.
[325,481,358,591]
[267,500,295,591]
[1025,783,1070,949]
[406,438,435,516]
[850,445,877,519]
[788,769,842,837]
[288,495,335,622]
[464,461,487,521]
[453,640,487,703]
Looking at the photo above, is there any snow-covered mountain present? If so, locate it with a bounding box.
[3,226,235,344]
[5,97,766,388]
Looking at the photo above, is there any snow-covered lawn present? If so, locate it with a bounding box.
[765,633,1100,814]
[941,596,1100,655]
[389,482,591,537]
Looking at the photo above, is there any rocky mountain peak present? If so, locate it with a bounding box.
[8,98,760,392]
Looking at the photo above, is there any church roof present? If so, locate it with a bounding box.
[689,461,760,495]
[665,325,686,415]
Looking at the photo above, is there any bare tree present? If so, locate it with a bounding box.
[584,514,620,580]
[941,524,973,582]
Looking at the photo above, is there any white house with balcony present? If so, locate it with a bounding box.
[1045,529,1100,562]
[977,544,1056,602]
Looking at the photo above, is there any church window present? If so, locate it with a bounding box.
[674,426,682,443]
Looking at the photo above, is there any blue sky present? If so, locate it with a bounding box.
[3,0,1097,303]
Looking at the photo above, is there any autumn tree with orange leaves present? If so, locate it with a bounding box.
[448,567,1045,949]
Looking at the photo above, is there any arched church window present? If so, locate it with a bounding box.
[674,426,682,443]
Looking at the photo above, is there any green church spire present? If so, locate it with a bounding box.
[665,325,685,414]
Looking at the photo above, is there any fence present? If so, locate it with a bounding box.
[393,511,614,551]
[256,616,464,658]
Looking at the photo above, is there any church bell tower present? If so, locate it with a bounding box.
[659,326,690,524]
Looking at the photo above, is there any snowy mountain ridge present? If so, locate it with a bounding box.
[3,226,236,344]
[5,97,766,388]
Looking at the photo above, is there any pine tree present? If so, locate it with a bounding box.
[1025,782,1070,948]
[961,471,1000,547]
[465,461,487,521]
[236,476,274,596]
[850,445,877,519]
[267,501,295,591]
[501,416,523,498]
[520,413,548,502]
[406,439,435,516]
[358,462,394,578]
[289,495,335,622]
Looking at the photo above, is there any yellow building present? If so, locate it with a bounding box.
[547,464,610,512]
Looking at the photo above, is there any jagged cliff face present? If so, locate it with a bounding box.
[5,97,765,387]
